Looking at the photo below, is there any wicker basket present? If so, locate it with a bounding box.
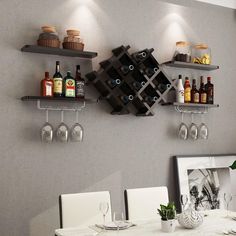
[37,39,60,48]
[62,42,84,51]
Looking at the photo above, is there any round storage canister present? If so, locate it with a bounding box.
[173,41,191,63]
[192,43,211,64]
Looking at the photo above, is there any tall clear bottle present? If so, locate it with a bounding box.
[176,74,184,103]
[75,65,85,98]
[53,61,63,97]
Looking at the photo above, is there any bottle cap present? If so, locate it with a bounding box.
[56,61,60,65]
[45,71,49,77]
[179,74,182,79]
[76,65,81,70]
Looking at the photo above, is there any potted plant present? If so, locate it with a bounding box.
[158,202,176,233]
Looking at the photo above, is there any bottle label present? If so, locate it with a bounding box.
[46,82,53,96]
[76,81,85,97]
[194,93,199,103]
[177,89,184,103]
[65,79,75,97]
[53,78,63,94]
[184,88,191,102]
[201,93,207,103]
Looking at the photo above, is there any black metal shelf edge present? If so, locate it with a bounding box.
[21,45,98,59]
[162,61,219,71]
[162,102,219,108]
[21,96,97,103]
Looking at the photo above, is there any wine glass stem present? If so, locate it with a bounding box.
[103,214,105,225]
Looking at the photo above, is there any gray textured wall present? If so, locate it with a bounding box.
[0,0,236,235]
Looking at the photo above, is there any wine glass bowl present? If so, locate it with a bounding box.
[70,110,84,142]
[178,113,188,140]
[56,110,69,142]
[189,114,198,140]
[198,123,209,139]
[40,110,53,143]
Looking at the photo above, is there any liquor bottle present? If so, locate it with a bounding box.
[191,79,199,103]
[205,76,214,104]
[184,77,191,103]
[41,72,53,97]
[120,65,134,74]
[75,65,85,98]
[53,61,63,97]
[106,78,121,89]
[199,76,207,104]
[176,75,184,103]
[64,71,75,97]
[120,95,134,105]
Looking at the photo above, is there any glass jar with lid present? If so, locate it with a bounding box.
[173,41,191,63]
[192,44,211,64]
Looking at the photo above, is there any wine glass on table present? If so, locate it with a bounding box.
[224,193,232,218]
[113,212,124,232]
[99,202,109,227]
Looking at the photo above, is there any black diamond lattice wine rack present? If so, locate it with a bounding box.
[86,45,174,116]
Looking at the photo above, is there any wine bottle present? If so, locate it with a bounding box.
[53,61,63,97]
[107,79,121,88]
[75,65,85,98]
[184,77,191,103]
[191,79,199,103]
[176,75,184,103]
[205,76,214,104]
[120,65,134,74]
[144,96,158,103]
[132,81,145,91]
[145,67,158,77]
[64,71,75,97]
[133,51,147,62]
[120,95,134,104]
[199,76,207,104]
[157,83,171,93]
[41,72,53,97]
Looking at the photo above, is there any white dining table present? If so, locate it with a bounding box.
[55,210,236,236]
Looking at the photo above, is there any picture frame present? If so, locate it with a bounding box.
[174,154,236,211]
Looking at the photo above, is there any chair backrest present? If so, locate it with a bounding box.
[124,186,169,221]
[59,191,112,228]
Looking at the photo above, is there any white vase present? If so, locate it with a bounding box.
[177,206,203,229]
[161,219,176,233]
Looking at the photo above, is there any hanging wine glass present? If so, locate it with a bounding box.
[56,110,69,142]
[189,113,198,140]
[40,109,53,143]
[70,110,84,142]
[178,113,188,140]
[198,113,209,139]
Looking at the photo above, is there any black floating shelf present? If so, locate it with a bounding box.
[21,96,97,104]
[21,45,98,59]
[162,61,219,71]
[162,102,219,108]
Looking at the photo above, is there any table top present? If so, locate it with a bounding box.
[55,210,236,236]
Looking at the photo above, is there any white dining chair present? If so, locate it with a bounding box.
[59,191,112,228]
[124,186,169,221]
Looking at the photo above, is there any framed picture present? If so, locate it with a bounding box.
[175,154,236,211]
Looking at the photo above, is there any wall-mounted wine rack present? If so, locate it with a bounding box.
[86,45,174,116]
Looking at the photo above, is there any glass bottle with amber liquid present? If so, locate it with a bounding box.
[75,65,85,98]
[184,77,191,103]
[205,76,214,104]
[191,79,199,103]
[41,72,53,97]
[199,76,207,104]
[64,71,75,97]
[53,61,63,97]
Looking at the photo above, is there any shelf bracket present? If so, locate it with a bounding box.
[174,105,208,114]
[36,99,86,111]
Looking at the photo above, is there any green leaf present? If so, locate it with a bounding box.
[230,161,236,170]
